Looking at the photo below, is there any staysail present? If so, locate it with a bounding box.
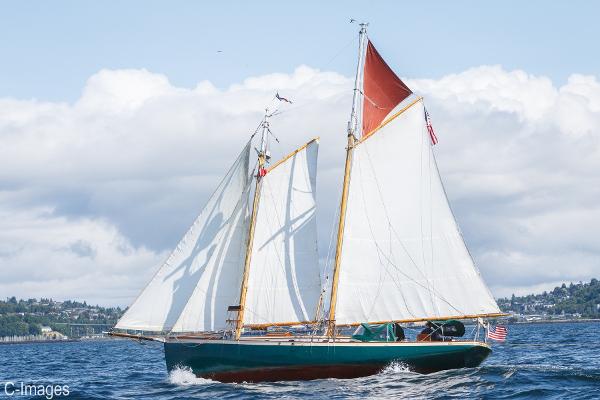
[243,139,322,326]
[115,143,251,332]
[330,37,500,327]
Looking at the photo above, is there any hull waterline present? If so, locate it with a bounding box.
[164,338,492,382]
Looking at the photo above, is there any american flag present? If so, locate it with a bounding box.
[487,325,508,341]
[424,107,438,145]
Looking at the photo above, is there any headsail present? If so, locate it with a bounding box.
[242,139,322,326]
[115,143,251,332]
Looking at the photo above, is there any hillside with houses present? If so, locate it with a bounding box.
[497,278,600,322]
[0,297,123,339]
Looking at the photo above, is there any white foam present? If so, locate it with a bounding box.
[168,366,215,385]
[381,361,412,374]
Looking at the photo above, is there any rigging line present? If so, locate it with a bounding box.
[425,117,499,308]
[360,144,466,317]
[133,141,251,335]
[361,142,432,286]
[256,166,316,323]
[426,113,439,316]
[269,34,360,120]
[360,139,467,316]
[418,108,438,314]
[355,151,415,318]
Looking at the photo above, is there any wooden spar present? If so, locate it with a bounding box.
[326,133,355,336]
[107,331,164,342]
[358,96,423,145]
[326,24,367,337]
[244,312,508,330]
[235,112,270,341]
[234,135,320,339]
[335,312,510,327]
[244,320,317,330]
[235,152,264,340]
[267,137,319,173]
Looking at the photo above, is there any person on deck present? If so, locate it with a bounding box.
[394,323,405,341]
[418,321,443,341]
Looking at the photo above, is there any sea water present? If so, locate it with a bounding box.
[1,322,598,399]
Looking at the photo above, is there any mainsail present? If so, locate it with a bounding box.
[243,139,321,326]
[335,99,500,325]
[330,37,500,327]
[116,143,251,332]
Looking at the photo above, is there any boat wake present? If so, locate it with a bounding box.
[168,366,215,386]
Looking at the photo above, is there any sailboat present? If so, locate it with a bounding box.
[111,24,506,382]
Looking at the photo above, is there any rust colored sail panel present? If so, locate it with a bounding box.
[362,40,412,137]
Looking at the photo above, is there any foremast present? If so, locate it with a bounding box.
[327,23,368,337]
[234,110,270,340]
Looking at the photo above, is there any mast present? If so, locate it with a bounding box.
[327,24,368,337]
[234,110,270,340]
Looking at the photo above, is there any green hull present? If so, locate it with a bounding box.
[164,338,491,382]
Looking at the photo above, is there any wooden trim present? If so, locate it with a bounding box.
[335,313,510,327]
[357,96,423,145]
[327,133,356,337]
[235,153,265,340]
[267,137,319,173]
[244,320,317,330]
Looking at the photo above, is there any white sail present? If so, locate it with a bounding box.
[116,143,251,332]
[334,100,500,325]
[243,139,322,326]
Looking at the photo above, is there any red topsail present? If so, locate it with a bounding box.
[362,40,412,137]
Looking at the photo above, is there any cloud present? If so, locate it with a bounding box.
[0,64,599,305]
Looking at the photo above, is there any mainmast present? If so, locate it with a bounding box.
[327,24,368,337]
[234,110,270,340]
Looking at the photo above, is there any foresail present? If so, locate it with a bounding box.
[334,101,500,325]
[115,143,251,332]
[243,139,321,326]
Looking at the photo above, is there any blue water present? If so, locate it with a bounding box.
[1,322,599,399]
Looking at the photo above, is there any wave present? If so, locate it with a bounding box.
[380,361,413,374]
[168,366,216,386]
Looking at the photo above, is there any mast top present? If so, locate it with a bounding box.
[347,22,368,138]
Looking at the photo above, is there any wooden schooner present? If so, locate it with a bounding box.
[111,24,506,382]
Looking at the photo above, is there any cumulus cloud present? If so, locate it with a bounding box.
[0,63,599,305]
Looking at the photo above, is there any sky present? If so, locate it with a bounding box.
[1,1,599,306]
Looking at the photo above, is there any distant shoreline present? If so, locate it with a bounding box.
[0,339,81,345]
[511,318,600,324]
